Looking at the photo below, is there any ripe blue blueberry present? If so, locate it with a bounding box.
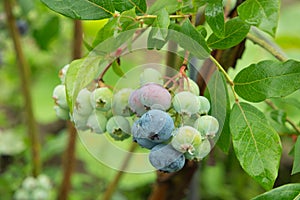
[149,143,185,173]
[131,109,174,144]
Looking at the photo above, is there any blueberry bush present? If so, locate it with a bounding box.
[1,0,300,199]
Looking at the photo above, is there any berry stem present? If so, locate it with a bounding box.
[136,14,191,21]
[4,0,41,177]
[209,55,239,102]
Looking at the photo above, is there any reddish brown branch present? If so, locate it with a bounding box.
[57,20,82,200]
[4,0,41,177]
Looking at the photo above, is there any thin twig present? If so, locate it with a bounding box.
[246,29,288,62]
[101,142,138,200]
[265,99,300,135]
[4,0,41,177]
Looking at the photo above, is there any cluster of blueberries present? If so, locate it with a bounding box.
[14,175,52,200]
[53,67,219,173]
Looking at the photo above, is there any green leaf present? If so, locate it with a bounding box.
[147,0,179,14]
[41,0,146,20]
[147,27,168,50]
[270,110,287,125]
[92,17,118,48]
[230,102,282,190]
[65,59,84,112]
[292,136,300,175]
[112,59,125,77]
[112,0,147,15]
[180,19,210,53]
[251,183,300,200]
[205,0,225,38]
[72,30,136,105]
[237,0,280,37]
[234,60,300,102]
[32,16,60,50]
[152,8,170,40]
[206,71,231,153]
[180,0,206,13]
[207,17,250,49]
[119,7,139,31]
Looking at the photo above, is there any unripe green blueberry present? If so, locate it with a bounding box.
[106,116,131,141]
[14,189,30,200]
[172,91,200,116]
[90,87,113,111]
[198,96,210,114]
[87,110,107,134]
[54,105,70,120]
[195,138,211,160]
[175,77,200,95]
[171,126,202,155]
[112,88,134,116]
[32,188,49,200]
[52,84,68,110]
[59,64,70,84]
[22,176,37,191]
[194,115,219,138]
[140,68,164,86]
[75,88,93,116]
[37,174,51,190]
[72,108,89,131]
[181,114,199,126]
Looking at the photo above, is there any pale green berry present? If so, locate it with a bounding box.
[106,116,131,141]
[198,96,210,114]
[37,174,51,190]
[171,126,202,155]
[59,64,70,84]
[87,110,107,134]
[175,77,200,95]
[112,88,134,116]
[52,85,68,110]
[172,91,200,116]
[195,138,211,159]
[14,189,30,200]
[72,108,89,131]
[22,176,37,190]
[32,188,49,200]
[194,115,219,138]
[75,88,93,116]
[140,68,164,86]
[90,87,113,111]
[54,105,70,120]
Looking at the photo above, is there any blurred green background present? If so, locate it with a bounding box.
[0,0,300,199]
